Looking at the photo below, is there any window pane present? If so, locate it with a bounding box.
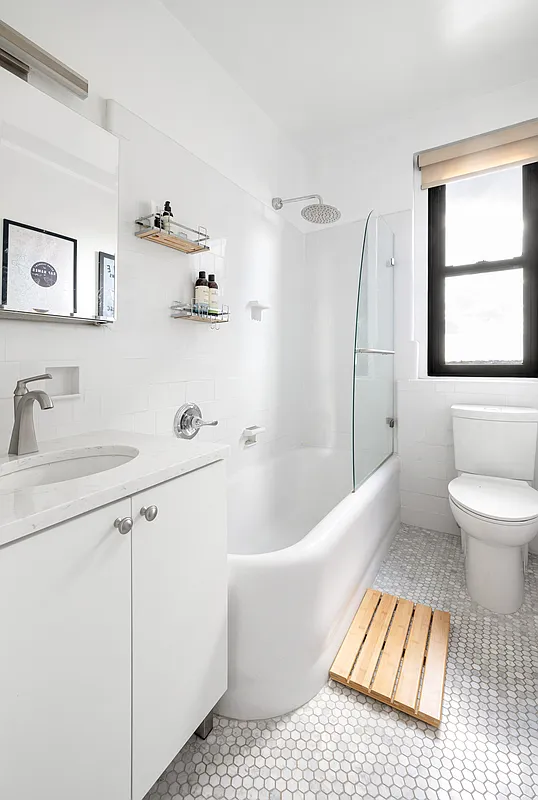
[445,167,523,266]
[445,269,523,365]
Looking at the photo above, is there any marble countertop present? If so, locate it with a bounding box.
[0,431,228,548]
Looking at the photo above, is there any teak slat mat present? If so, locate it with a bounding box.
[330,589,450,727]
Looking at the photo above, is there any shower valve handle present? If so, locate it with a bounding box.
[174,403,219,440]
[193,416,218,429]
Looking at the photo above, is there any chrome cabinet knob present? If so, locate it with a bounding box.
[140,505,158,522]
[114,516,133,535]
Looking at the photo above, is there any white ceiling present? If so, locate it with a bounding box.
[164,0,538,149]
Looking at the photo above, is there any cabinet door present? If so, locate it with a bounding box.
[132,460,227,800]
[0,500,132,800]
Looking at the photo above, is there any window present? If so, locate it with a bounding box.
[428,162,538,376]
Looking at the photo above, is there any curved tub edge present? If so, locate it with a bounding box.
[217,456,401,720]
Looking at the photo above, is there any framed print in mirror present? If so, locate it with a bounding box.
[97,251,116,320]
[2,220,77,316]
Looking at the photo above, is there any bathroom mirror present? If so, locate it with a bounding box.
[0,69,118,324]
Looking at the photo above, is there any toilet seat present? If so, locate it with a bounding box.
[448,473,538,523]
[449,498,533,527]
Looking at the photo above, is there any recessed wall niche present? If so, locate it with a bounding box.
[45,366,80,400]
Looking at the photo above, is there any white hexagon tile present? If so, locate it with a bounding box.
[145,524,538,800]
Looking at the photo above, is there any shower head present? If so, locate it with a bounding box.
[301,202,341,224]
[271,194,341,224]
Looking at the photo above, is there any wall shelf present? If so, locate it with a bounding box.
[0,308,110,325]
[135,214,210,254]
[170,300,230,327]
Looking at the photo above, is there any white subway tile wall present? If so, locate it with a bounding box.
[0,105,307,476]
[397,379,538,534]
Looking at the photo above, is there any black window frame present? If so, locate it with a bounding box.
[428,161,538,377]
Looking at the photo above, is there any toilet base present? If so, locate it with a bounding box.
[465,533,524,614]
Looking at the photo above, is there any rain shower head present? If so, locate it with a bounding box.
[271,194,341,224]
[301,202,341,224]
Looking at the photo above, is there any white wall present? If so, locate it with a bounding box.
[397,379,538,535]
[309,75,538,226]
[0,0,308,211]
[309,76,538,534]
[4,2,538,527]
[0,98,306,473]
[0,8,309,474]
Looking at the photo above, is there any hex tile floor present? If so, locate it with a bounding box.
[145,525,538,800]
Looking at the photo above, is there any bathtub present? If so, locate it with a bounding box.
[217,447,400,720]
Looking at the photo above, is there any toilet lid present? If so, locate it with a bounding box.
[448,474,538,522]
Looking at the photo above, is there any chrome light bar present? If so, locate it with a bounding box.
[0,20,88,98]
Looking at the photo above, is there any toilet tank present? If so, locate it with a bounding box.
[451,404,538,480]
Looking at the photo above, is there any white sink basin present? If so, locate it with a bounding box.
[0,445,139,493]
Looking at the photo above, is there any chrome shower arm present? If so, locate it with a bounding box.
[272,194,323,211]
[271,193,340,224]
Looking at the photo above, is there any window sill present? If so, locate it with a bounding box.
[430,375,538,381]
[403,377,538,386]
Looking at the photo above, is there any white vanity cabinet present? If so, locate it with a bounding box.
[132,460,227,799]
[0,456,227,800]
[0,498,132,800]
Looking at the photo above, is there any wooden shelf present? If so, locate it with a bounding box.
[135,227,209,254]
[135,213,210,255]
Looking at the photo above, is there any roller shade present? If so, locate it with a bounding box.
[418,118,538,189]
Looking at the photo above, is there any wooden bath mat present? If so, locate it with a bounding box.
[330,589,450,727]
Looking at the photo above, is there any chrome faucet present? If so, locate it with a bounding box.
[9,374,54,456]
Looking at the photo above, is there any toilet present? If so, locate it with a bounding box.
[448,404,538,614]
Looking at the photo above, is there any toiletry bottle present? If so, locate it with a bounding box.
[162,201,173,234]
[208,273,219,316]
[194,271,209,314]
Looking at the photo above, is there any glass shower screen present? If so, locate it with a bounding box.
[352,212,395,490]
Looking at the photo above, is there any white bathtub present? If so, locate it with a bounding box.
[217,447,400,720]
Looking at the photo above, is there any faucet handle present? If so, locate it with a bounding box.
[192,416,218,429]
[14,374,52,395]
[174,402,219,439]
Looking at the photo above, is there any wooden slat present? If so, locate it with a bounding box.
[370,598,414,702]
[392,604,432,714]
[348,593,397,692]
[135,229,209,253]
[329,590,450,727]
[417,610,450,726]
[329,589,382,683]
